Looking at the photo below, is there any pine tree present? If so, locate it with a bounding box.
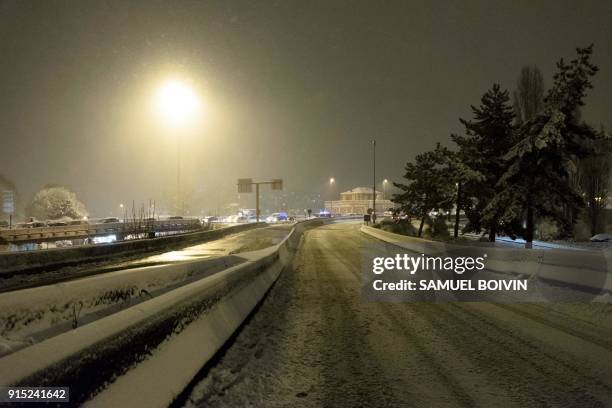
[488,45,599,246]
[452,84,516,241]
[393,143,455,237]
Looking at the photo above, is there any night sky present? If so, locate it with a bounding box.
[0,0,610,216]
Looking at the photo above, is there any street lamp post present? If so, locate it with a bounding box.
[372,140,376,223]
[155,79,201,216]
[329,177,335,216]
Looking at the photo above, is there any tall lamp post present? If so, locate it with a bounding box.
[372,140,376,223]
[329,177,335,216]
[155,79,201,216]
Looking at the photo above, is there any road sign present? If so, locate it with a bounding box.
[237,179,253,193]
[2,190,14,215]
[271,179,283,190]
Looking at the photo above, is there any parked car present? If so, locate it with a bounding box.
[590,233,611,242]
[99,217,120,224]
[47,221,68,227]
[168,216,184,220]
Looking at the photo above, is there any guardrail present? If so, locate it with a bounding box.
[0,218,202,244]
[0,218,329,406]
[0,222,265,276]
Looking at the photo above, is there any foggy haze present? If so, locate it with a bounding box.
[0,0,610,217]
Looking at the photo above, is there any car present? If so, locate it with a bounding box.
[99,217,120,224]
[590,233,611,242]
[168,216,184,220]
[26,221,47,228]
[266,212,288,223]
[47,221,68,227]
[69,220,88,226]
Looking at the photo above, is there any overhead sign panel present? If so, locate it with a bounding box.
[2,190,14,215]
[237,179,253,193]
[271,179,283,190]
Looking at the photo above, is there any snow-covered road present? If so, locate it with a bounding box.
[0,225,293,356]
[0,224,293,292]
[184,222,612,407]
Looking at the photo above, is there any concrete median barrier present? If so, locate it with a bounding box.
[0,223,265,276]
[0,218,328,406]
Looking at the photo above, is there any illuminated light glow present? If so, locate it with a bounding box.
[155,79,201,127]
[92,234,117,244]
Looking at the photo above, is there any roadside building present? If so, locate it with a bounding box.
[324,187,394,215]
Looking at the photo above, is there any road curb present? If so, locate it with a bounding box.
[361,225,612,293]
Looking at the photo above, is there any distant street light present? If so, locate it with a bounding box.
[155,79,201,215]
[329,177,335,185]
[383,179,388,200]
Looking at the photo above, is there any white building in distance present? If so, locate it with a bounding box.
[324,187,394,215]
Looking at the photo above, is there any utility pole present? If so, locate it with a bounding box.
[454,181,461,238]
[255,183,260,221]
[176,137,181,215]
[372,140,376,222]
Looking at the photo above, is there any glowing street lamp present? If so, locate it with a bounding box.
[383,179,388,199]
[155,80,200,128]
[155,79,201,215]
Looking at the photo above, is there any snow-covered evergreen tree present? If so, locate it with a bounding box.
[487,45,599,246]
[393,143,456,237]
[452,84,516,241]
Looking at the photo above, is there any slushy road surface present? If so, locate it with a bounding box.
[1,224,292,291]
[186,222,612,408]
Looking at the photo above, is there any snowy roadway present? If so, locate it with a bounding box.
[184,222,612,408]
[0,224,293,292]
[0,225,293,356]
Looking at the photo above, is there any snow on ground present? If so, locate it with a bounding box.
[184,223,612,408]
[0,225,292,357]
[0,224,293,291]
